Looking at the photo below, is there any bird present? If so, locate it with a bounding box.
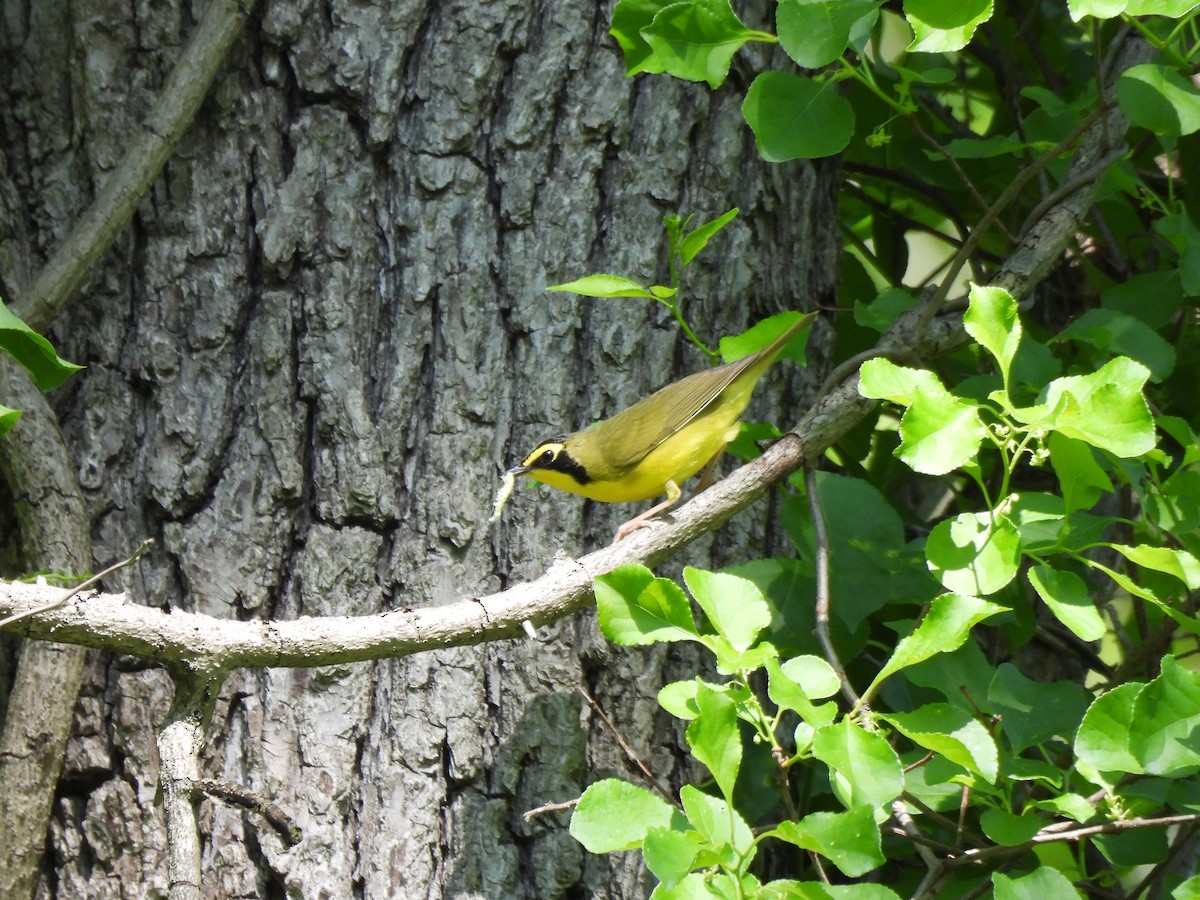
[493,311,817,540]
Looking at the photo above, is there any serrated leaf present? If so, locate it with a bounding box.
[686,684,742,801]
[769,806,884,877]
[867,593,1006,696]
[906,0,993,52]
[659,679,703,719]
[881,703,998,782]
[644,825,701,888]
[1075,681,1143,772]
[595,564,699,645]
[643,0,760,89]
[964,284,1022,389]
[767,657,839,728]
[680,784,755,856]
[812,719,904,809]
[547,274,655,298]
[1028,563,1106,642]
[859,359,986,475]
[1129,657,1200,776]
[685,567,771,652]
[743,71,855,161]
[1021,357,1155,457]
[611,0,673,75]
[571,779,684,851]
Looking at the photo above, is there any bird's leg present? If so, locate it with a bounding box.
[614,479,682,542]
[694,444,729,493]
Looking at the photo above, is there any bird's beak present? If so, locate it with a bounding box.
[506,465,532,477]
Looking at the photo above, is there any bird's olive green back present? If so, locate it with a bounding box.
[571,313,813,473]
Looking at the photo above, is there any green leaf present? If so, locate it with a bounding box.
[570,779,684,851]
[1108,544,1200,590]
[686,684,743,801]
[0,404,20,437]
[1028,563,1106,642]
[854,288,916,333]
[858,359,986,475]
[905,0,991,28]
[742,71,855,161]
[867,593,1007,695]
[595,564,700,645]
[881,703,998,782]
[0,298,83,391]
[963,284,1022,390]
[643,825,701,888]
[987,663,1090,753]
[1075,682,1143,773]
[993,867,1083,900]
[547,274,655,298]
[1101,270,1183,330]
[1067,0,1126,18]
[679,784,755,856]
[1173,876,1200,900]
[1129,657,1200,776]
[1019,357,1155,458]
[787,471,937,630]
[1117,64,1200,137]
[719,311,817,365]
[979,808,1043,846]
[759,884,902,900]
[680,208,739,267]
[642,0,762,89]
[925,511,1021,596]
[767,657,839,728]
[611,0,673,75]
[1059,308,1176,382]
[812,719,904,809]
[1125,0,1200,13]
[684,567,771,652]
[1145,467,1200,533]
[769,806,884,877]
[906,0,993,52]
[776,0,881,68]
[1047,433,1111,513]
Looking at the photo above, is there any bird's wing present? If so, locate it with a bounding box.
[601,354,760,470]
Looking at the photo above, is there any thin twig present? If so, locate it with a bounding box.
[576,685,678,807]
[893,798,946,898]
[947,813,1200,866]
[192,779,302,847]
[522,798,579,822]
[805,469,860,707]
[0,539,154,631]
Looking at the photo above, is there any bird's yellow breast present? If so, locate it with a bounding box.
[541,381,754,503]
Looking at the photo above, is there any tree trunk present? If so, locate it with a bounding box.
[0,0,839,896]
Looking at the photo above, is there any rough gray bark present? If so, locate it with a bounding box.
[0,1,838,896]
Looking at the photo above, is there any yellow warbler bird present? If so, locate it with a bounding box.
[494,312,816,540]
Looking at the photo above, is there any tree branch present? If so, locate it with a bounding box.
[13,0,256,334]
[0,357,93,900]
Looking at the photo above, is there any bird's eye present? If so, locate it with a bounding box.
[538,449,556,465]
